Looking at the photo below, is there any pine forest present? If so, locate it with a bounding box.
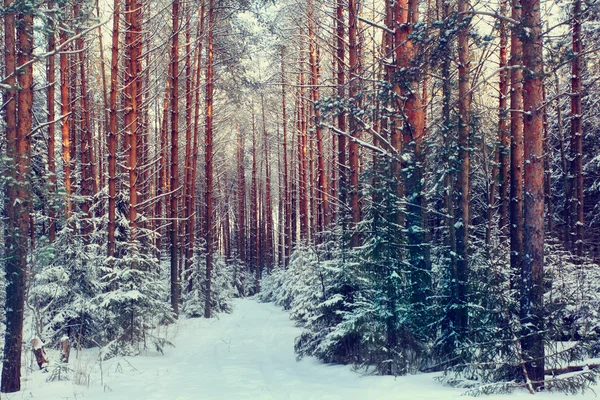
[1,0,600,397]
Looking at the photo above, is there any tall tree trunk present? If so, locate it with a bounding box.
[510,0,524,286]
[260,93,273,271]
[125,0,141,237]
[47,1,57,243]
[291,90,300,246]
[187,4,205,292]
[455,0,471,341]
[299,58,309,241]
[251,110,260,291]
[60,16,72,218]
[107,0,120,258]
[156,62,171,254]
[2,4,33,392]
[553,73,569,246]
[308,0,329,234]
[521,0,545,388]
[170,0,181,317]
[393,0,430,316]
[204,0,215,316]
[497,0,509,239]
[77,3,95,236]
[348,0,361,247]
[96,0,110,194]
[336,0,346,217]
[543,85,552,232]
[237,125,247,264]
[571,0,584,257]
[280,47,290,266]
[183,17,194,290]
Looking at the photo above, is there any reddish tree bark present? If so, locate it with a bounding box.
[455,0,471,339]
[59,17,72,218]
[308,0,329,233]
[348,0,361,247]
[183,16,194,288]
[76,3,95,236]
[107,0,120,258]
[2,4,33,392]
[126,0,142,235]
[336,0,346,216]
[204,0,215,315]
[521,0,546,386]
[170,0,181,317]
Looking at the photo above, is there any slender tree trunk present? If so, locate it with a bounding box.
[455,0,471,341]
[260,93,273,270]
[251,110,260,290]
[336,0,346,217]
[280,47,290,266]
[555,73,569,246]
[125,0,142,237]
[543,84,552,232]
[77,3,94,236]
[60,17,72,218]
[571,0,584,257]
[348,0,361,247]
[107,0,120,258]
[204,0,215,316]
[291,90,300,246]
[510,0,524,287]
[237,125,247,264]
[183,16,194,289]
[521,0,545,387]
[47,1,57,243]
[497,0,510,240]
[156,62,171,254]
[96,0,110,194]
[187,4,205,292]
[308,0,329,234]
[299,58,309,241]
[170,0,181,317]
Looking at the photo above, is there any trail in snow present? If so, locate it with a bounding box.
[15,299,594,400]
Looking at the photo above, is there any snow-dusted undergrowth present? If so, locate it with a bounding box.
[13,298,599,400]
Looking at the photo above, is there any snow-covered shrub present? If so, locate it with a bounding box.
[440,236,600,393]
[98,241,171,356]
[262,218,429,375]
[259,246,319,310]
[29,210,104,348]
[544,239,600,361]
[182,252,236,318]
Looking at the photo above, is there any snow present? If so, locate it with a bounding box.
[14,299,600,399]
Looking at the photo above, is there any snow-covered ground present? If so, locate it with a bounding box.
[8,299,597,399]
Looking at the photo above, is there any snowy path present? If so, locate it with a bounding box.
[17,299,590,400]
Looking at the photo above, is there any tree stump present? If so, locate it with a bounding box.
[31,337,49,369]
[60,336,70,363]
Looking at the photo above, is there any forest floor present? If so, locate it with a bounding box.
[10,298,598,399]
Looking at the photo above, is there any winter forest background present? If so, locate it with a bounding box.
[2,0,600,396]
